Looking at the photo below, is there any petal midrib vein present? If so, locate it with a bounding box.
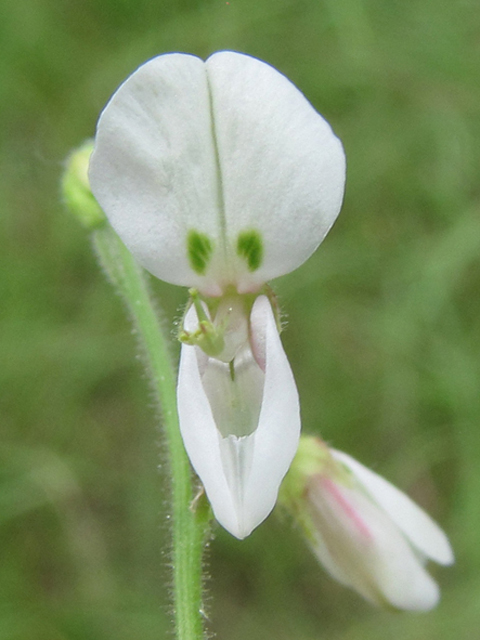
[205,69,231,281]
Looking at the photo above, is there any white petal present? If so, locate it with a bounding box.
[89,54,224,295]
[331,450,454,566]
[206,51,346,292]
[307,476,440,611]
[90,52,345,294]
[177,326,240,535]
[176,296,300,538]
[241,296,301,530]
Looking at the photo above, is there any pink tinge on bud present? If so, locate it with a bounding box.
[294,445,454,611]
[315,476,373,542]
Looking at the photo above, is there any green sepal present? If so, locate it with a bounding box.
[278,435,355,542]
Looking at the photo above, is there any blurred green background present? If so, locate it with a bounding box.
[1,0,479,638]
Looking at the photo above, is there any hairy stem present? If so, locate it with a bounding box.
[94,225,210,640]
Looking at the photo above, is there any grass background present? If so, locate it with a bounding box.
[1,0,479,638]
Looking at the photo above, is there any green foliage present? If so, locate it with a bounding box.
[1,0,479,638]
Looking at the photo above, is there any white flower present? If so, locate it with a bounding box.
[88,52,345,538]
[178,294,301,538]
[281,437,454,610]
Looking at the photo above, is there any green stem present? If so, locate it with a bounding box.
[93,225,210,640]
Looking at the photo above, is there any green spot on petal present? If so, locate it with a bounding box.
[236,230,264,272]
[187,230,214,275]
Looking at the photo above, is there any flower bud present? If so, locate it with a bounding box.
[280,436,454,611]
[62,141,105,230]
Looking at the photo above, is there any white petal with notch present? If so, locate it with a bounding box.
[89,52,345,294]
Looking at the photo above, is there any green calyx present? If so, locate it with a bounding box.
[62,141,106,230]
[278,436,355,546]
[179,288,226,358]
[279,436,354,512]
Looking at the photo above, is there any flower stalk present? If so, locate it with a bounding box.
[93,226,210,640]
